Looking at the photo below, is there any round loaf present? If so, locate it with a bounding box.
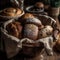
[23,24,38,40]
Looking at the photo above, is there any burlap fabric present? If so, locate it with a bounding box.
[0,15,56,58]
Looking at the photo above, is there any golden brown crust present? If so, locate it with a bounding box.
[6,23,19,37]
[16,8,22,15]
[22,13,34,19]
[13,22,22,32]
[0,8,22,17]
[13,22,22,38]
[6,22,22,38]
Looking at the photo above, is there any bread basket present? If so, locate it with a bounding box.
[0,14,56,58]
[0,9,24,22]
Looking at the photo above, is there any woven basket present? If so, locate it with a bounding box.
[0,14,56,58]
[0,10,24,22]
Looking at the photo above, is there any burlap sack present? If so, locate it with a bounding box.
[0,15,56,58]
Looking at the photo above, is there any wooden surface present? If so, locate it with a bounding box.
[9,50,60,60]
[0,48,60,60]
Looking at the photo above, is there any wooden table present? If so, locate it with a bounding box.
[4,48,60,60]
[7,52,60,60]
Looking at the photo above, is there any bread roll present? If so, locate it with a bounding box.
[38,25,53,39]
[22,13,34,19]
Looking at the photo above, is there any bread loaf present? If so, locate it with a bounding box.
[6,21,22,38]
[23,24,38,40]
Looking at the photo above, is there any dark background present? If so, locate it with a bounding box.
[24,0,43,5]
[0,0,43,10]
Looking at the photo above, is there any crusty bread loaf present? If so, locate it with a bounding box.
[22,13,34,19]
[38,25,53,39]
[6,21,22,38]
[23,24,38,40]
[13,22,22,38]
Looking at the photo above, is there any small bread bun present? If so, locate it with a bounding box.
[22,13,34,19]
[38,25,53,39]
[6,22,22,38]
[35,2,44,9]
[0,8,22,17]
[25,18,42,26]
[23,24,38,40]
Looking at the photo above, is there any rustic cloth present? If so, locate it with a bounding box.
[0,15,56,58]
[0,27,53,58]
